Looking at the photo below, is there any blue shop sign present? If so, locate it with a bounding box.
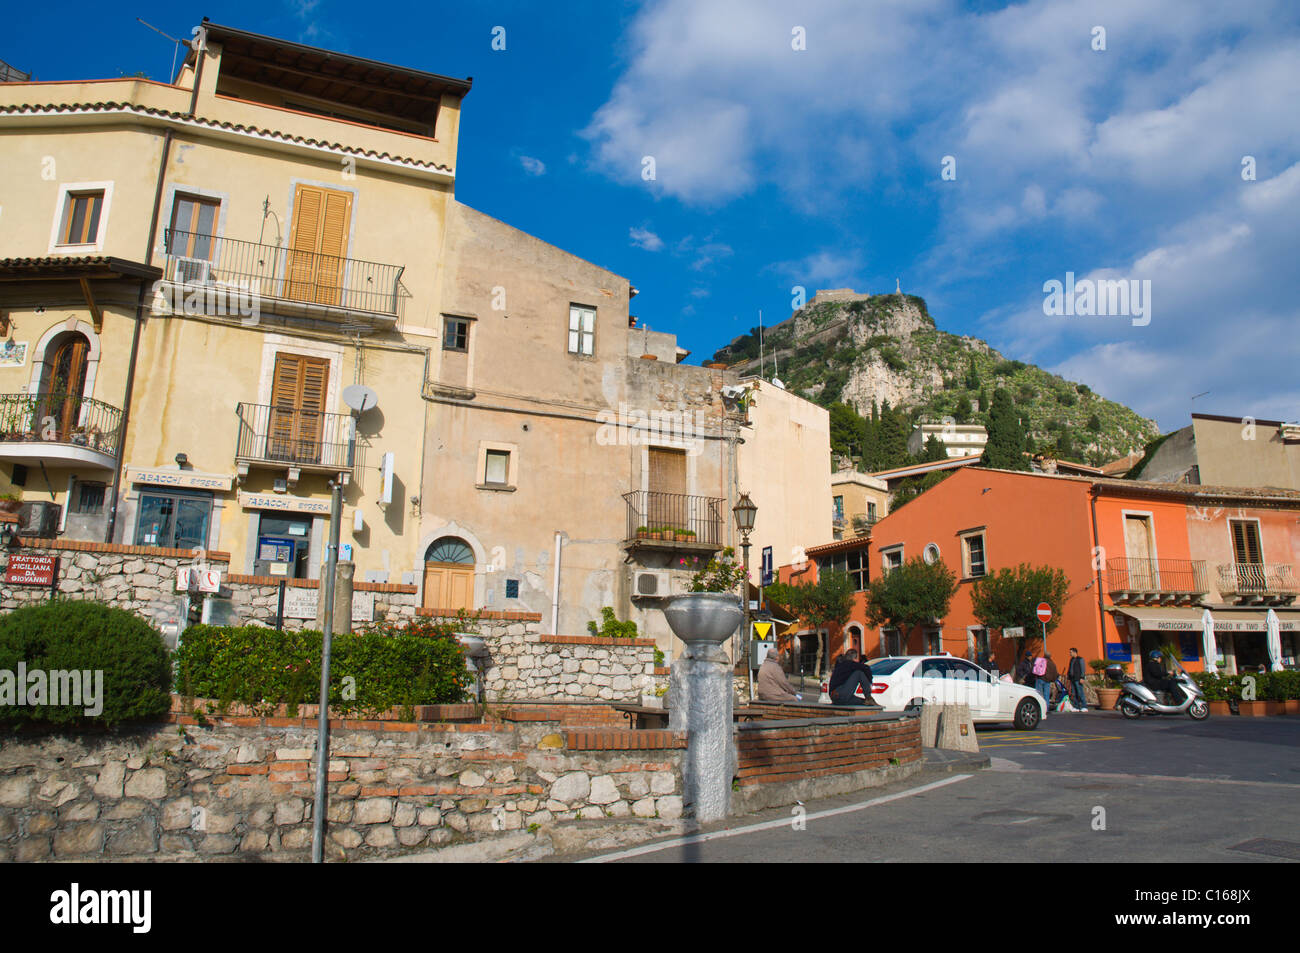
[1105,642,1132,662]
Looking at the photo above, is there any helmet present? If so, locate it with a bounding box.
[1148,650,1162,660]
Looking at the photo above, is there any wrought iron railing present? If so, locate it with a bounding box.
[0,392,122,456]
[235,402,354,471]
[1106,557,1208,596]
[163,229,404,317]
[1217,563,1299,598]
[624,490,725,545]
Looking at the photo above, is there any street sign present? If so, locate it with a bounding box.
[1036,603,1052,623]
[761,546,773,587]
[752,620,773,642]
[1003,626,1025,639]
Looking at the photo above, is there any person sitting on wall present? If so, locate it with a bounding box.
[829,649,878,706]
[756,650,801,703]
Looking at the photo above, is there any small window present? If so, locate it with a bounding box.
[833,496,844,519]
[443,317,469,351]
[963,534,986,578]
[10,464,27,488]
[923,542,940,564]
[505,579,519,599]
[881,547,903,573]
[59,191,105,245]
[167,194,221,261]
[75,482,106,515]
[568,305,595,356]
[484,449,510,485]
[867,501,877,520]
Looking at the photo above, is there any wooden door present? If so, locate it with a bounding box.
[647,447,687,530]
[41,336,89,438]
[423,564,475,611]
[287,185,353,306]
[268,353,328,463]
[1124,515,1154,589]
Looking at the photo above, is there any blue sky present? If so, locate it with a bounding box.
[8,0,1299,433]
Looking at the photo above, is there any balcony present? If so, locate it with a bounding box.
[0,392,122,469]
[1106,557,1208,606]
[235,403,355,479]
[162,230,404,323]
[623,491,725,551]
[1216,563,1299,605]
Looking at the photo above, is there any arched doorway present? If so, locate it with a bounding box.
[38,332,90,440]
[422,536,475,612]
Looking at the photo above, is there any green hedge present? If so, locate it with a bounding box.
[0,600,172,728]
[1192,670,1300,702]
[174,622,471,716]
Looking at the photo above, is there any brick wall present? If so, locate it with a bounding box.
[735,713,923,787]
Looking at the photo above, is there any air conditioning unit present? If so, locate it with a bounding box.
[174,257,212,286]
[18,501,61,538]
[631,569,670,598]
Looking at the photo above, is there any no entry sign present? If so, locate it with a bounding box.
[1036,602,1052,623]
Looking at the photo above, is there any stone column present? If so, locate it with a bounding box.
[314,561,355,634]
[668,656,736,823]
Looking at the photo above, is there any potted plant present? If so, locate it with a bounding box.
[0,493,21,515]
[678,528,696,542]
[661,547,747,662]
[1193,671,1232,716]
[635,525,650,540]
[1280,671,1300,715]
[1088,658,1121,711]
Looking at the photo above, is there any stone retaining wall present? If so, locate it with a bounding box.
[482,634,656,704]
[0,717,686,862]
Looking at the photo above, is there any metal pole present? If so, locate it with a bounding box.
[311,477,343,864]
[742,535,752,702]
[275,579,286,631]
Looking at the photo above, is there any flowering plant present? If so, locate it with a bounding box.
[685,546,749,593]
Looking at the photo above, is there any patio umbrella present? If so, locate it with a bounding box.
[1266,608,1283,672]
[1201,608,1217,672]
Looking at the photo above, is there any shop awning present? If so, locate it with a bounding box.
[1206,609,1300,633]
[1110,607,1207,631]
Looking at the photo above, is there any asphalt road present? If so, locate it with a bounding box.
[573,710,1300,864]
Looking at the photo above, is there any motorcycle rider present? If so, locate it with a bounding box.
[1143,650,1178,700]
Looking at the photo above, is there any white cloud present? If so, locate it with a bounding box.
[519,155,546,176]
[629,226,665,251]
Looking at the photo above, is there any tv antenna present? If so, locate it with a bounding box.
[136,18,187,83]
[758,310,764,380]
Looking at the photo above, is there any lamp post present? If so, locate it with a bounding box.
[732,492,757,699]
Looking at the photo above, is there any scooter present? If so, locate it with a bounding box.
[1107,655,1209,720]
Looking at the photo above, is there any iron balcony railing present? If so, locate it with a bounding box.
[1217,563,1299,599]
[163,229,404,317]
[0,392,123,456]
[235,402,354,471]
[1105,557,1209,598]
[624,490,725,546]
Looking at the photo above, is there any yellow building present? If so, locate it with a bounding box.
[0,22,750,650]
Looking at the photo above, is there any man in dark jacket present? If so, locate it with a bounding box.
[1066,647,1088,711]
[829,649,876,706]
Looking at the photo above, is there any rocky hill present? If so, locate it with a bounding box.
[712,290,1158,463]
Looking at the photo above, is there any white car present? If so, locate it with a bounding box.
[864,655,1047,730]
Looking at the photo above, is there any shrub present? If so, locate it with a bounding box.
[586,607,638,639]
[0,600,172,728]
[174,624,470,716]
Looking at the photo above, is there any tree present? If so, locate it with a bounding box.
[890,469,954,510]
[953,394,972,424]
[964,355,980,390]
[828,402,866,462]
[982,388,1030,470]
[766,569,855,676]
[1087,413,1102,432]
[969,563,1070,662]
[919,433,947,462]
[863,557,957,648]
[877,403,911,468]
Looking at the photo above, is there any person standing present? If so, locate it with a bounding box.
[1067,647,1088,711]
[1033,652,1053,703]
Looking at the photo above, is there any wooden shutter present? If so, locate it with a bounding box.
[647,448,687,529]
[269,353,328,463]
[286,185,353,305]
[1231,521,1262,564]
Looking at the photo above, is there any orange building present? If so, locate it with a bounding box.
[776,467,1300,676]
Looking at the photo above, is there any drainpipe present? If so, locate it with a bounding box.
[105,128,173,543]
[550,532,563,635]
[187,26,207,118]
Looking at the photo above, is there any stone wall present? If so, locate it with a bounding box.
[482,634,657,704]
[0,716,686,862]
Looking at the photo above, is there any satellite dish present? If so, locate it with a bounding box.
[342,384,378,414]
[771,377,785,390]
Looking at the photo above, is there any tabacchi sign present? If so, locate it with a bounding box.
[4,553,58,586]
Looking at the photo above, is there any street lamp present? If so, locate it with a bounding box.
[732,492,757,696]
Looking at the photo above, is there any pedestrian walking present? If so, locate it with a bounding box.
[1033,652,1055,704]
[1067,647,1088,712]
